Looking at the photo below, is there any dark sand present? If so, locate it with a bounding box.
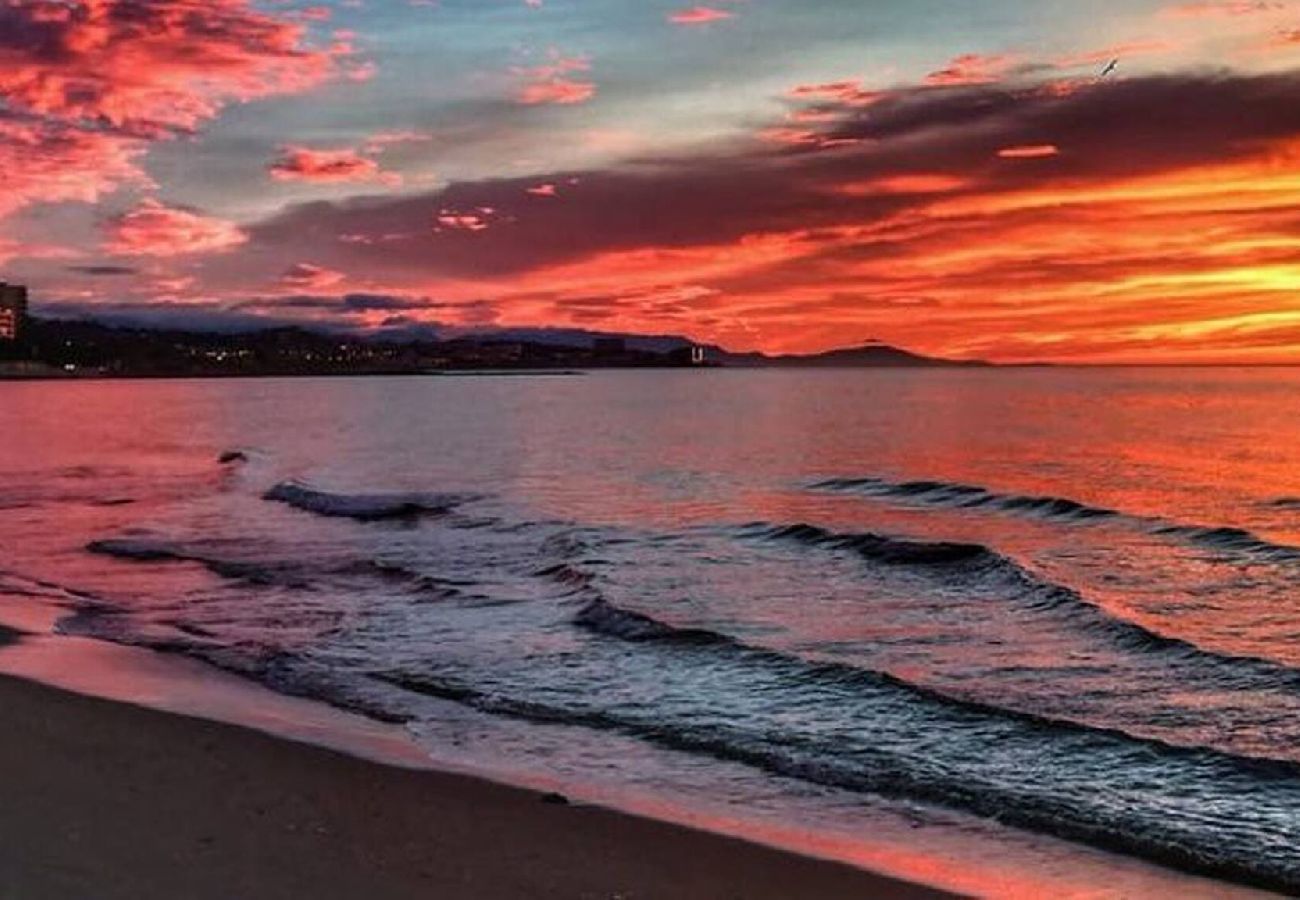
[0,628,955,900]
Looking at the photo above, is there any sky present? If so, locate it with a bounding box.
[1,0,1298,362]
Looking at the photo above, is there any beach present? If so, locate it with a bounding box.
[0,624,948,900]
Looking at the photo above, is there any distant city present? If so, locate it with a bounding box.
[0,282,27,345]
[0,282,979,378]
[0,283,718,377]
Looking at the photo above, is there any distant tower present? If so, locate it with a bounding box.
[0,282,28,343]
[690,345,706,365]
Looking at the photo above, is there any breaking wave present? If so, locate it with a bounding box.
[812,476,1300,559]
[379,596,1300,893]
[263,481,478,522]
[86,537,461,599]
[743,522,989,565]
[741,522,1300,690]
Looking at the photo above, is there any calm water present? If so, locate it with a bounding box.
[4,369,1300,894]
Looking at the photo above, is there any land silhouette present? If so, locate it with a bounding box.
[1,317,985,378]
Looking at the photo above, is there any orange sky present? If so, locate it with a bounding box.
[1,0,1298,362]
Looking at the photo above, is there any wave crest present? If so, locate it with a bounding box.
[748,522,989,565]
[263,481,477,521]
[812,476,1300,559]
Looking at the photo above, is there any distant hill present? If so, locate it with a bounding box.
[714,340,987,368]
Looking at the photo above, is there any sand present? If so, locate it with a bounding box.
[0,641,955,900]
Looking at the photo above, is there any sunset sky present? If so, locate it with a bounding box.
[1,0,1298,362]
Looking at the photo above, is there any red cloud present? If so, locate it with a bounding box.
[514,53,596,105]
[0,0,350,137]
[518,79,596,105]
[105,200,248,257]
[0,0,356,233]
[279,263,345,290]
[668,6,734,24]
[0,120,146,221]
[789,81,882,107]
[434,207,499,232]
[849,175,971,195]
[0,237,78,266]
[997,144,1061,159]
[925,53,1019,86]
[269,146,401,185]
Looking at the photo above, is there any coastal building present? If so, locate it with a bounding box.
[0,282,28,342]
[667,344,709,366]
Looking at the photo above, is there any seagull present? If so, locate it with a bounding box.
[1100,58,1119,78]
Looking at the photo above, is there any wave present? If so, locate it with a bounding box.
[814,476,1120,521]
[379,606,1300,893]
[576,590,1300,720]
[57,532,1300,891]
[533,563,598,593]
[1148,523,1300,557]
[742,522,1300,690]
[812,475,1300,560]
[59,617,418,726]
[88,538,316,587]
[350,559,472,600]
[263,481,478,522]
[575,596,732,645]
[745,522,989,565]
[86,537,461,599]
[47,571,1300,894]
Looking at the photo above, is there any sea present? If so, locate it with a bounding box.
[3,368,1300,897]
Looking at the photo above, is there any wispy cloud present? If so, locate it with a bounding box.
[514,53,596,105]
[668,6,735,25]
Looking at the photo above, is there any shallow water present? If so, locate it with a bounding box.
[3,369,1300,895]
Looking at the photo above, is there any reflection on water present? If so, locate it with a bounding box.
[3,369,1300,896]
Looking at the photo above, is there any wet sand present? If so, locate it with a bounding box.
[0,631,954,900]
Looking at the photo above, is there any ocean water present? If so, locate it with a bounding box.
[3,369,1300,895]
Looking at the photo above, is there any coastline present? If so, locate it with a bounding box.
[0,622,951,900]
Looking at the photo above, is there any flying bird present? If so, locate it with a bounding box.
[1100,58,1119,78]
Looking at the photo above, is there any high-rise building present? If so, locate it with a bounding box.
[0,282,28,342]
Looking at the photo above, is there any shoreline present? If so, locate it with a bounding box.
[0,597,1278,899]
[0,620,952,900]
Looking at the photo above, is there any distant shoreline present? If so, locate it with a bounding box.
[8,363,1300,382]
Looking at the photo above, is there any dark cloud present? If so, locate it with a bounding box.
[242,293,444,313]
[35,301,326,334]
[66,265,139,276]
[819,70,1300,180]
[239,70,1300,285]
[37,293,449,333]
